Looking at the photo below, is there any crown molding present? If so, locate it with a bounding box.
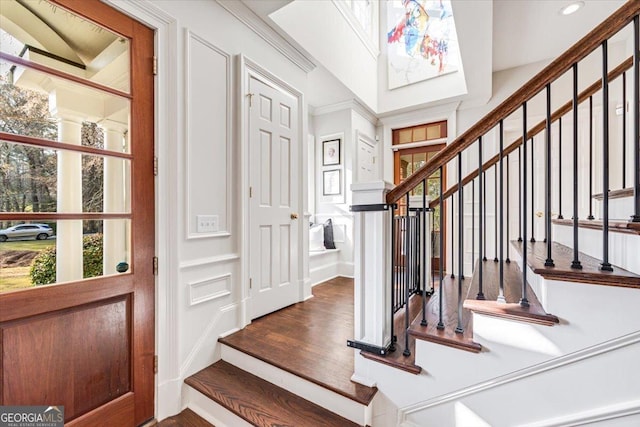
[311,99,379,126]
[215,0,316,73]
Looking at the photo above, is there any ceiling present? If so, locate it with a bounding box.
[492,0,626,72]
[244,0,629,110]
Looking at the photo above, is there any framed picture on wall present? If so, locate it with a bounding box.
[322,138,341,166]
[323,169,341,195]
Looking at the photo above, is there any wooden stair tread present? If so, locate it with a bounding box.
[513,241,640,288]
[157,409,214,427]
[552,218,640,235]
[218,277,377,406]
[463,260,559,326]
[360,294,423,374]
[408,275,481,353]
[185,361,360,427]
[592,187,634,200]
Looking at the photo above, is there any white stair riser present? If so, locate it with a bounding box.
[596,196,634,220]
[552,223,640,274]
[220,344,371,426]
[184,385,253,427]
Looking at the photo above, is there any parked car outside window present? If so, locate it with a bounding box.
[0,224,54,242]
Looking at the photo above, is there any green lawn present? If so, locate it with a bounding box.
[0,239,55,254]
[0,239,55,292]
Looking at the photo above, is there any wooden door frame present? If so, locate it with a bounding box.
[0,1,155,425]
[238,55,306,328]
[393,143,447,274]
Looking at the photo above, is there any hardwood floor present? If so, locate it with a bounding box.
[157,409,213,427]
[218,277,377,405]
[186,361,359,427]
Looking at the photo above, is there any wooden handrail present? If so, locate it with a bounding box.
[387,1,640,204]
[429,56,634,209]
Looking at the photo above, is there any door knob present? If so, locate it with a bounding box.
[290,213,299,220]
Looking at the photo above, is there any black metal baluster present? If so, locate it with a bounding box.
[437,167,445,330]
[450,194,455,278]
[631,15,640,224]
[571,63,583,270]
[518,146,523,241]
[588,96,595,220]
[558,118,564,219]
[431,206,435,293]
[421,179,427,326]
[494,164,499,262]
[601,41,614,271]
[545,84,555,267]
[456,152,464,334]
[390,205,396,352]
[477,137,485,300]
[530,137,536,243]
[521,102,530,308]
[404,193,411,356]
[498,121,506,302]
[472,178,475,267]
[483,170,488,259]
[623,71,627,189]
[506,151,511,264]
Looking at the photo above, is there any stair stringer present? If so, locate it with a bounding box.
[357,256,640,426]
[399,331,640,427]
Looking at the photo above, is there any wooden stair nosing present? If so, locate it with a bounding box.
[552,218,640,235]
[185,360,360,427]
[592,187,634,200]
[462,259,559,327]
[360,349,422,375]
[513,240,640,289]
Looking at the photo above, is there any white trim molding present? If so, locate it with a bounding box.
[398,330,640,422]
[189,273,232,306]
[184,29,233,239]
[312,99,378,126]
[215,0,316,73]
[179,253,240,270]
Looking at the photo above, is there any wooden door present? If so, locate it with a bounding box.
[248,75,300,320]
[394,144,446,273]
[0,1,155,425]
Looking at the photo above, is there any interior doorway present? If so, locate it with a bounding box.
[393,122,447,274]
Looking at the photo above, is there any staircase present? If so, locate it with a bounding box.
[178,2,640,426]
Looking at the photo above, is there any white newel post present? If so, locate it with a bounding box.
[350,181,394,358]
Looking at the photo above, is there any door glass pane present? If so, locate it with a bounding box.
[0,60,131,153]
[0,141,131,214]
[0,0,131,94]
[0,219,131,293]
[400,153,412,180]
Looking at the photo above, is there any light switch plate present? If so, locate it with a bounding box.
[196,215,219,233]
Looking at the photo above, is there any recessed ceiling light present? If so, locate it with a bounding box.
[561,1,584,16]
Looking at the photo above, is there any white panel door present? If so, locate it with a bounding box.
[249,76,299,319]
[357,134,376,182]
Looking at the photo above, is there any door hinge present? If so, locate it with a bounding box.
[154,355,158,374]
[153,56,158,75]
[153,156,158,176]
[249,186,253,198]
[249,278,252,289]
[153,256,158,275]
